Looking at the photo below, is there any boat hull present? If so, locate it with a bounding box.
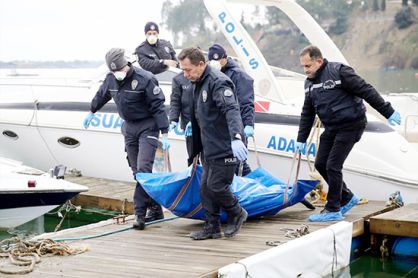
[0,191,83,230]
[1,112,417,204]
[0,205,58,230]
[0,79,417,204]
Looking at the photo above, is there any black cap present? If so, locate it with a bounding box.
[144,22,159,33]
[208,44,227,61]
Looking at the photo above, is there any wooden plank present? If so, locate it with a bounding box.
[370,203,418,237]
[71,194,134,214]
[18,176,396,277]
[16,201,385,278]
[352,218,364,237]
[66,174,135,214]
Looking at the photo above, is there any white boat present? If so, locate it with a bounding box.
[0,0,417,204]
[0,157,88,230]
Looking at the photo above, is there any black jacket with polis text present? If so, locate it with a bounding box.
[90,65,169,132]
[135,39,177,75]
[297,59,395,142]
[190,66,244,160]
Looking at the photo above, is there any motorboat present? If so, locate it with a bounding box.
[0,157,88,230]
[0,0,417,204]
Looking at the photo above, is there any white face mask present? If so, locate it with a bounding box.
[209,60,222,71]
[113,71,126,81]
[147,35,158,45]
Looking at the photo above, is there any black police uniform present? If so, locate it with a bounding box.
[297,59,395,212]
[222,58,255,176]
[89,64,169,218]
[135,39,177,75]
[189,65,245,224]
[169,72,194,165]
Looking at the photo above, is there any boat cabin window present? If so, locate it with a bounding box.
[57,136,80,148]
[2,130,18,140]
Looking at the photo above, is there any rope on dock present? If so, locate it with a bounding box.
[53,216,180,242]
[266,224,310,246]
[0,237,88,275]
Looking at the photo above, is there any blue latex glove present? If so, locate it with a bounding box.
[231,140,248,161]
[244,125,254,138]
[169,121,177,132]
[83,113,94,129]
[387,111,401,126]
[161,134,170,150]
[295,142,306,152]
[185,122,192,137]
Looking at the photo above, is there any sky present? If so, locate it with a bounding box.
[0,0,169,61]
[0,0,255,62]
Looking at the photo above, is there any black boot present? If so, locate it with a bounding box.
[189,220,222,240]
[133,215,145,230]
[224,208,248,238]
[144,204,164,223]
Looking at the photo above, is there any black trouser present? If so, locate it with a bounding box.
[235,160,252,176]
[315,126,365,212]
[201,157,241,222]
[122,119,160,217]
[186,136,195,166]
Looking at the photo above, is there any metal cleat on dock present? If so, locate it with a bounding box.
[113,214,128,224]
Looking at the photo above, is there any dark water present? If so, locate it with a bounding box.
[348,254,418,277]
[0,206,119,241]
[358,69,418,94]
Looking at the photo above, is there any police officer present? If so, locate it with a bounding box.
[135,21,178,74]
[83,48,170,230]
[296,45,401,222]
[168,72,195,166]
[208,44,255,176]
[178,47,248,240]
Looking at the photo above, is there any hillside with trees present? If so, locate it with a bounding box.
[161,0,418,73]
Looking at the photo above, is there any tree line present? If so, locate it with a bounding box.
[160,0,418,71]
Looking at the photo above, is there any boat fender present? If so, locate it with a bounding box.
[391,237,418,258]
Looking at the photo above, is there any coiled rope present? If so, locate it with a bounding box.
[0,237,87,275]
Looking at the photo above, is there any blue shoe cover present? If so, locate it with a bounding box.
[308,210,343,222]
[341,195,360,215]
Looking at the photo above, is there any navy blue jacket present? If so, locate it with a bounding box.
[190,66,244,160]
[297,59,395,142]
[222,58,255,127]
[169,73,193,129]
[90,65,169,133]
[135,39,177,75]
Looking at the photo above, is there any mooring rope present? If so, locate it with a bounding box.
[0,237,87,275]
[53,216,179,242]
[0,215,180,274]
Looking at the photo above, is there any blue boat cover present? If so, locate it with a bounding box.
[136,166,318,222]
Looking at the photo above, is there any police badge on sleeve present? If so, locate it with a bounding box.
[153,86,161,95]
[223,89,233,97]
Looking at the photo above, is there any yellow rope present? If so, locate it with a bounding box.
[304,118,328,206]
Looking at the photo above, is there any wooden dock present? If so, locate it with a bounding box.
[2,175,406,278]
[67,175,136,214]
[370,203,418,237]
